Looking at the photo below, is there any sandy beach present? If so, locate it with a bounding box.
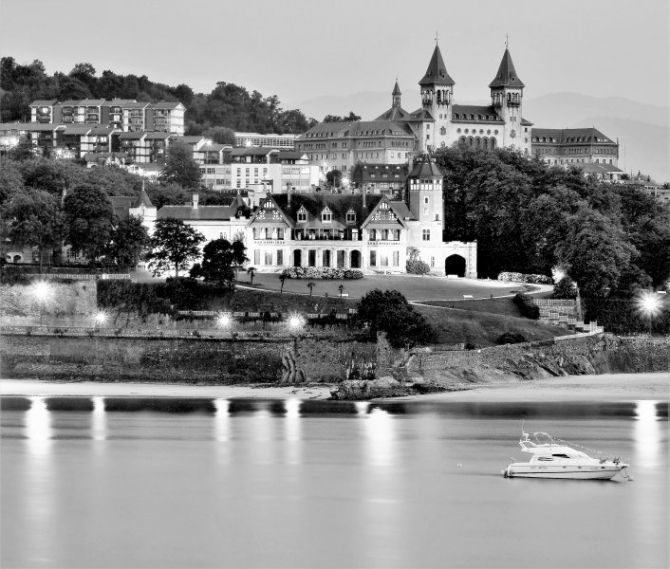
[1,372,667,402]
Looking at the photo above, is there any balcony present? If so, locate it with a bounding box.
[293,229,360,241]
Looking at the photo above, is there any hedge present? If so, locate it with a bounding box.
[280,267,363,280]
[498,271,553,284]
[512,293,540,319]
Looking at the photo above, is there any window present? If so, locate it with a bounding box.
[424,196,429,204]
[277,250,284,266]
[422,229,430,241]
[253,250,260,264]
[321,207,332,222]
[430,256,435,268]
[277,228,284,239]
[297,207,307,222]
[346,209,356,223]
[369,229,377,241]
[393,229,401,240]
[382,229,389,240]
[392,251,400,266]
[369,250,376,266]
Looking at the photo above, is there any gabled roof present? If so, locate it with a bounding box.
[157,199,248,221]
[353,163,409,184]
[419,45,455,87]
[145,131,171,140]
[132,188,154,208]
[452,105,504,123]
[62,125,93,135]
[376,106,412,121]
[89,126,118,135]
[150,101,185,110]
[489,48,525,89]
[276,151,307,161]
[231,146,276,157]
[580,163,623,174]
[119,131,146,140]
[30,99,57,106]
[0,122,61,132]
[271,193,384,229]
[408,154,444,179]
[409,108,434,121]
[110,196,134,220]
[520,118,533,126]
[360,196,411,228]
[298,120,414,139]
[79,99,107,106]
[176,136,206,145]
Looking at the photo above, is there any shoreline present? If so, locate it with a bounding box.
[1,372,668,402]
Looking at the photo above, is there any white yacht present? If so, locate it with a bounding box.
[502,431,630,480]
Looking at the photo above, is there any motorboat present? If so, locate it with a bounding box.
[502,431,631,480]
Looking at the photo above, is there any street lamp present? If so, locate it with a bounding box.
[94,311,107,329]
[216,312,232,329]
[287,313,304,333]
[30,280,54,326]
[636,291,662,336]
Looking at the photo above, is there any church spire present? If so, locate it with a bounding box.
[392,79,401,108]
[488,48,525,89]
[419,44,455,86]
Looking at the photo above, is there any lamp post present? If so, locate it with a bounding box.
[636,292,662,336]
[30,280,54,327]
[94,311,107,331]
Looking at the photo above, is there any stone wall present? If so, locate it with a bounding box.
[397,334,670,385]
[0,333,376,384]
[0,281,97,319]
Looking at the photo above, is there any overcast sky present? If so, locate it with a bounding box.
[1,0,668,110]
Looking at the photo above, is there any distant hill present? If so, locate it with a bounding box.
[298,91,669,183]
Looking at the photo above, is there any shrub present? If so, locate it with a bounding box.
[498,272,553,284]
[552,277,578,299]
[406,259,431,275]
[280,267,363,280]
[496,332,527,345]
[512,293,540,319]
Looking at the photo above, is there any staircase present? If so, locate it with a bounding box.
[533,298,604,333]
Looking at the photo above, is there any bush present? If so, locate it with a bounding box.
[498,272,553,284]
[406,259,431,275]
[280,267,363,280]
[97,280,173,315]
[496,332,527,345]
[552,277,578,299]
[512,293,540,319]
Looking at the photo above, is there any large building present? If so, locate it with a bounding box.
[147,154,477,277]
[296,42,621,181]
[296,44,534,174]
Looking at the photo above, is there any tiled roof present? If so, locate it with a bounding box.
[408,154,444,179]
[145,131,171,140]
[79,99,107,106]
[452,105,504,123]
[580,163,623,174]
[30,100,57,106]
[409,108,434,121]
[276,151,307,161]
[132,188,154,208]
[271,193,383,228]
[231,147,276,157]
[177,136,206,145]
[119,131,145,140]
[531,127,616,145]
[354,163,409,184]
[419,45,455,86]
[150,101,184,110]
[89,126,118,135]
[110,196,134,220]
[376,106,412,121]
[0,122,61,132]
[62,125,93,135]
[387,201,413,220]
[488,48,525,89]
[346,121,414,137]
[157,195,247,221]
[520,118,533,126]
[199,144,226,152]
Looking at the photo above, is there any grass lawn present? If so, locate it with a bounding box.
[242,272,549,302]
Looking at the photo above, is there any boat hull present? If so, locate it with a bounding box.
[503,466,625,480]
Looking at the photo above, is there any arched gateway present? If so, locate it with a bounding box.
[445,254,466,277]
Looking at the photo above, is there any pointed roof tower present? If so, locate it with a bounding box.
[488,48,525,89]
[133,185,154,208]
[419,45,455,87]
[392,80,402,96]
[408,153,444,179]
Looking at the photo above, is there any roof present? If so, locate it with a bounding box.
[89,126,118,135]
[271,193,384,229]
[520,118,533,126]
[150,101,184,110]
[452,105,504,124]
[580,163,623,174]
[231,147,276,157]
[298,120,415,139]
[199,144,226,152]
[62,125,93,135]
[488,49,525,89]
[110,196,133,220]
[0,122,61,132]
[79,99,107,106]
[408,154,444,179]
[145,131,171,140]
[353,163,409,184]
[119,131,146,140]
[30,100,57,106]
[176,136,206,145]
[157,195,247,221]
[276,151,307,161]
[419,45,455,86]
[392,80,402,96]
[409,108,434,121]
[132,188,154,208]
[376,106,412,121]
[531,127,616,145]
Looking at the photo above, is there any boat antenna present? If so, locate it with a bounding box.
[521,418,528,439]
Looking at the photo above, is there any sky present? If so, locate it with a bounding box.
[1,0,668,112]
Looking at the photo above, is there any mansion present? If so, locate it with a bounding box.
[133,154,477,278]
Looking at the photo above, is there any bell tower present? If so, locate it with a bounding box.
[407,154,444,247]
[489,45,525,150]
[419,41,455,152]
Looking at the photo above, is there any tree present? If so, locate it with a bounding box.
[104,215,149,271]
[160,141,202,189]
[63,184,115,264]
[338,284,345,297]
[146,217,205,277]
[356,289,436,348]
[189,238,248,287]
[3,188,64,272]
[406,247,430,275]
[279,273,287,294]
[326,169,342,188]
[323,112,361,123]
[247,266,257,285]
[307,281,315,296]
[203,126,236,146]
[552,276,578,299]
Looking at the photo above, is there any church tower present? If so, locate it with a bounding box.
[419,43,455,151]
[489,47,525,150]
[392,79,402,109]
[406,154,444,247]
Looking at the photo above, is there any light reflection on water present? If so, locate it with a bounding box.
[1,396,668,569]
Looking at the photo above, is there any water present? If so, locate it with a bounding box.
[1,396,668,569]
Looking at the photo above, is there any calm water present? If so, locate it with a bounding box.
[1,396,668,569]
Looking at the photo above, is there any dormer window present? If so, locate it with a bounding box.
[346,209,356,223]
[297,206,308,223]
[321,207,332,222]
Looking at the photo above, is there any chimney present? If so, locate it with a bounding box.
[192,193,199,209]
[287,182,292,208]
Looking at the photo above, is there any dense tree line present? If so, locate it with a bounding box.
[434,145,670,331]
[0,57,316,134]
